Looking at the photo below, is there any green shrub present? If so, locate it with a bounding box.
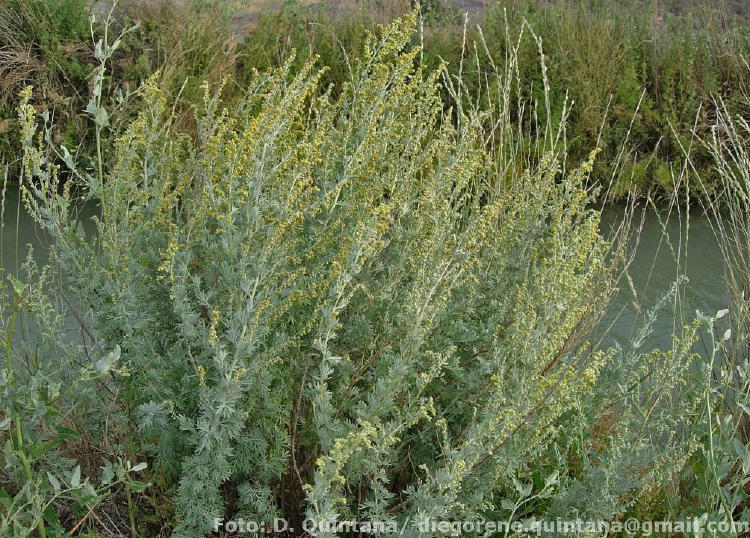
[12,11,718,535]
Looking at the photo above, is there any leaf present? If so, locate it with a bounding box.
[76,220,87,239]
[8,275,26,296]
[85,173,101,196]
[55,194,69,210]
[131,462,147,472]
[717,461,732,480]
[128,481,150,493]
[56,426,81,441]
[501,498,515,511]
[94,106,110,128]
[29,438,60,458]
[95,345,120,374]
[733,438,747,459]
[42,504,62,528]
[60,143,73,163]
[71,465,81,488]
[47,472,61,493]
[82,483,98,499]
[544,471,559,488]
[101,463,114,486]
[716,309,729,319]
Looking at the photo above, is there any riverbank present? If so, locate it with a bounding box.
[2,0,749,199]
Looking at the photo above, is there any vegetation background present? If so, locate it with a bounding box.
[1,0,749,196]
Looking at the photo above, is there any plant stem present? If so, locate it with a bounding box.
[126,483,138,538]
[96,120,103,189]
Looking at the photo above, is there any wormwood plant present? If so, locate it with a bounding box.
[17,10,712,536]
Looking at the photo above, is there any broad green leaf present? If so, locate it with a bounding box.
[128,481,151,493]
[56,426,81,441]
[71,465,81,488]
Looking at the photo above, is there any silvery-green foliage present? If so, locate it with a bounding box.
[544,281,703,522]
[18,10,711,537]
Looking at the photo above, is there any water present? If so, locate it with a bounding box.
[1,189,51,275]
[599,204,728,353]
[1,189,98,274]
[0,190,730,353]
